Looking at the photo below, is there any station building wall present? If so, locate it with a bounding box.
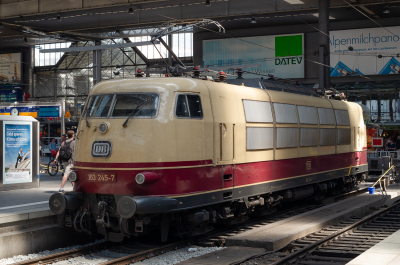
[193,16,400,84]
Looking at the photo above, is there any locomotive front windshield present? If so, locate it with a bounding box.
[83,93,159,118]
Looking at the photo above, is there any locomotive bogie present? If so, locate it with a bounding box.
[49,77,368,242]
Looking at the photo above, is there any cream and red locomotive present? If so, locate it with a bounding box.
[49,77,367,242]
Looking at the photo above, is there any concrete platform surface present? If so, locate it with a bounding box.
[227,185,400,250]
[178,246,265,265]
[346,228,400,265]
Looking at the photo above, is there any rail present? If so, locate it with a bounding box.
[368,150,398,158]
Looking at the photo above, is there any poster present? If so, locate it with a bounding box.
[203,34,304,79]
[3,121,32,184]
[330,26,400,76]
[0,53,21,84]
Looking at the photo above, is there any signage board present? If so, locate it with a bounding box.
[203,33,305,79]
[0,53,21,84]
[3,121,32,184]
[0,105,60,118]
[372,138,383,147]
[330,26,400,76]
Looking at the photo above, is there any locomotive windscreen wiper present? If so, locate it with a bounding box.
[122,99,148,127]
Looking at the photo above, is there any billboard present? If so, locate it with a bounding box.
[0,53,21,84]
[330,26,400,76]
[3,121,32,184]
[203,34,304,79]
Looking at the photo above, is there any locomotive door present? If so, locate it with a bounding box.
[220,123,234,162]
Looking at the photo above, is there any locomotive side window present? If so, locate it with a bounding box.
[334,110,350,125]
[276,128,298,148]
[317,108,336,125]
[337,128,351,145]
[300,128,318,147]
[84,94,114,117]
[175,94,203,119]
[243,100,273,123]
[273,103,297,124]
[246,127,274,150]
[297,106,318,124]
[110,93,159,117]
[320,128,336,146]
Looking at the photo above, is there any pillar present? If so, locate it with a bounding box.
[93,41,102,85]
[318,0,330,89]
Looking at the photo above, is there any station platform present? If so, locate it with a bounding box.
[346,228,400,265]
[226,184,400,250]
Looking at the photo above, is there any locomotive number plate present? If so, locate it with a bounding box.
[88,172,116,183]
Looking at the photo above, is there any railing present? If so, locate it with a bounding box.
[367,150,398,159]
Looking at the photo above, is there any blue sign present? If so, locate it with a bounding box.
[3,122,32,184]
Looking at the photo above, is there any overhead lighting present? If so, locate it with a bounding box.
[57,15,61,21]
[383,6,390,14]
[284,0,304,3]
[23,36,27,43]
[251,17,257,24]
[311,13,336,19]
[128,7,134,14]
[205,0,211,6]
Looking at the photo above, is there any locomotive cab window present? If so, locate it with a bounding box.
[110,93,159,118]
[175,94,203,119]
[84,94,114,117]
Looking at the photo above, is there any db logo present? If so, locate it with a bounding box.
[306,160,311,171]
[91,141,112,157]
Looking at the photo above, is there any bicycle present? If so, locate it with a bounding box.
[47,150,64,176]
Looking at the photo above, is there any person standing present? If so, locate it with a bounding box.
[15,148,25,168]
[50,138,57,152]
[396,136,400,159]
[54,130,75,192]
[61,134,67,144]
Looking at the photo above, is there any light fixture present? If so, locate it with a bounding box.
[23,36,27,43]
[251,17,257,24]
[348,46,354,51]
[56,14,61,21]
[383,6,390,14]
[128,7,134,14]
[205,0,211,6]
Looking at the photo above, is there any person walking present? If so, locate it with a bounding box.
[15,148,25,168]
[54,130,75,192]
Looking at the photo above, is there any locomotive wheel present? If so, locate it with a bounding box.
[48,161,59,176]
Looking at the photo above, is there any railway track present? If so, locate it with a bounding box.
[12,187,369,265]
[239,200,400,265]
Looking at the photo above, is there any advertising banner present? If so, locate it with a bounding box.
[203,34,304,79]
[3,121,32,184]
[0,53,21,84]
[330,26,400,76]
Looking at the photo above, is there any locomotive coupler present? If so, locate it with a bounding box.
[97,201,111,228]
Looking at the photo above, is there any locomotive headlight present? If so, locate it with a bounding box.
[98,122,109,134]
[68,171,78,182]
[135,173,145,184]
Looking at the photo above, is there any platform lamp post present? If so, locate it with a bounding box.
[318,0,330,90]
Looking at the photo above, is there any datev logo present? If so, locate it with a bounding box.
[91,141,112,158]
[274,35,303,66]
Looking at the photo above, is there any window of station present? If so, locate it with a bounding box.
[247,127,274,150]
[84,94,114,117]
[273,103,298,124]
[337,128,351,145]
[317,108,336,125]
[111,93,159,117]
[276,127,298,148]
[297,106,318,124]
[175,94,203,119]
[320,128,336,146]
[334,109,350,126]
[243,100,273,123]
[300,128,318,147]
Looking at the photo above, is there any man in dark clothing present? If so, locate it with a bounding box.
[396,136,400,158]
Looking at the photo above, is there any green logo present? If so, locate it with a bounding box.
[275,35,303,57]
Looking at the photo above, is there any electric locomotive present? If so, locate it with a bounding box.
[49,77,367,242]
